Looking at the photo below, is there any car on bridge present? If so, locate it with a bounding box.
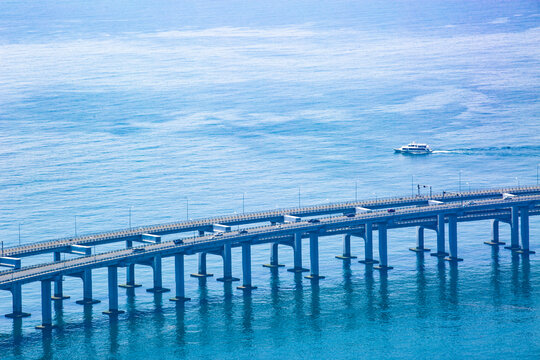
[308,219,321,223]
[132,247,145,253]
[174,239,184,245]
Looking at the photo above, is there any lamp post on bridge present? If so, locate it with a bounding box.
[186,198,189,221]
[417,184,432,197]
[74,215,78,237]
[129,206,132,229]
[18,223,21,246]
[242,192,245,214]
[459,170,462,192]
[298,186,301,207]
[537,164,539,185]
[355,181,358,201]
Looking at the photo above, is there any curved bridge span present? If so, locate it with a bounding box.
[1,186,539,330]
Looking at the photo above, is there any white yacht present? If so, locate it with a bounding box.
[394,142,432,154]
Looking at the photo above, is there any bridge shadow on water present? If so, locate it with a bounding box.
[1,252,535,360]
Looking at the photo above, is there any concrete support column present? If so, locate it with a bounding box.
[445,215,463,262]
[431,213,448,257]
[410,226,431,252]
[103,266,125,315]
[36,280,53,329]
[305,232,325,280]
[170,254,191,302]
[238,243,257,290]
[217,243,239,282]
[120,240,141,288]
[375,222,393,270]
[359,223,378,264]
[505,206,520,251]
[517,207,535,255]
[147,255,170,293]
[51,252,70,300]
[336,234,357,260]
[485,219,505,246]
[5,283,30,318]
[263,242,285,268]
[119,264,141,288]
[190,252,214,278]
[76,269,101,305]
[288,232,309,272]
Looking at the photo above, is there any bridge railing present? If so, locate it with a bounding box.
[5,185,540,253]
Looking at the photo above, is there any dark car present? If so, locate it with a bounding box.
[174,239,184,245]
[132,247,145,253]
[345,213,356,218]
[387,208,396,213]
[308,219,321,223]
[239,229,248,234]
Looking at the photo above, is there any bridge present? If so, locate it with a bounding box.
[1,186,538,330]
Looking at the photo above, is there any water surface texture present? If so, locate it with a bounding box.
[0,1,539,359]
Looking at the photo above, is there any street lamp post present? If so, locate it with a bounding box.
[74,215,77,237]
[18,223,21,246]
[459,170,462,192]
[129,206,132,229]
[537,164,539,185]
[298,186,301,208]
[242,192,245,214]
[186,198,189,221]
[355,181,358,201]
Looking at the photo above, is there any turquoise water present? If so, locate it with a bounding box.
[0,0,539,358]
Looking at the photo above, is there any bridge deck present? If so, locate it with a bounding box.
[5,186,540,258]
[1,192,538,289]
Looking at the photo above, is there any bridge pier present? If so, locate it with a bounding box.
[119,264,142,288]
[484,220,505,246]
[410,226,430,252]
[146,255,170,293]
[238,243,257,290]
[445,215,463,262]
[51,252,70,300]
[431,213,449,257]
[517,207,535,255]
[103,266,125,315]
[374,222,393,270]
[36,280,53,329]
[263,242,285,268]
[120,240,141,288]
[305,232,324,279]
[170,254,191,302]
[75,269,101,305]
[190,252,214,278]
[359,223,378,264]
[336,234,357,260]
[288,232,309,272]
[5,284,31,318]
[505,206,521,251]
[217,243,239,282]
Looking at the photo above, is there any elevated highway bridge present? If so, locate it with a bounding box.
[1,186,538,330]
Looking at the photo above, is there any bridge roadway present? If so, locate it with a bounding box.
[0,190,538,329]
[4,185,540,259]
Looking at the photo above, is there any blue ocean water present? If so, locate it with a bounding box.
[0,0,539,358]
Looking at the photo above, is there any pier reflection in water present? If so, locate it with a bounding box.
[0,249,537,359]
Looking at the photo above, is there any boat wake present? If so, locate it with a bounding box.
[432,145,540,156]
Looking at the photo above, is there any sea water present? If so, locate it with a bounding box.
[0,1,539,359]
